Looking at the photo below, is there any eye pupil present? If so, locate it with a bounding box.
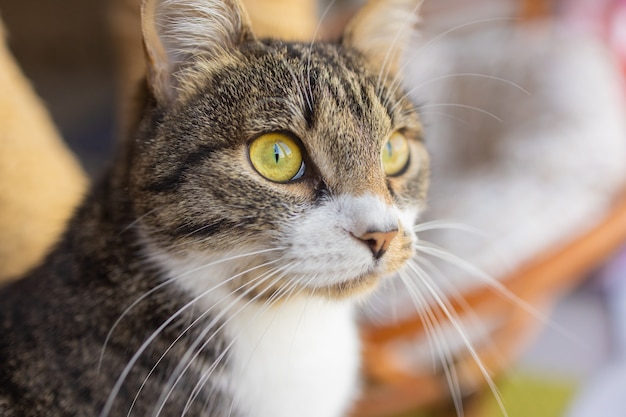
[273,144,281,163]
[385,141,393,158]
[273,142,292,164]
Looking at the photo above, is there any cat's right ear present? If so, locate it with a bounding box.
[343,0,421,77]
[141,0,255,105]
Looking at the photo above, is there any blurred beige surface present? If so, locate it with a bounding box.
[0,17,87,282]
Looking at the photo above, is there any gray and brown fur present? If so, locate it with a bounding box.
[0,0,428,415]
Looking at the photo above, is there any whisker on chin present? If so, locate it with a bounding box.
[405,263,470,416]
[413,239,564,331]
[203,266,348,417]
[361,277,401,325]
[100,256,282,417]
[413,255,507,371]
[198,270,309,416]
[398,268,465,416]
[126,262,286,417]
[98,246,286,373]
[178,267,301,416]
[152,263,297,417]
[403,261,508,417]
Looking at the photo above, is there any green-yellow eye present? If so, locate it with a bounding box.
[249,133,305,183]
[382,131,410,176]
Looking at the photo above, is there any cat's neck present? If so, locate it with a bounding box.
[226,298,360,417]
[85,209,363,417]
[150,247,362,417]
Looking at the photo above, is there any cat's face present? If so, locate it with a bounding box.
[128,0,428,300]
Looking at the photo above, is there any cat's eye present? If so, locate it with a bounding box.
[249,133,305,183]
[382,131,410,176]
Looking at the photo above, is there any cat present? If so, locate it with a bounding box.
[0,0,428,416]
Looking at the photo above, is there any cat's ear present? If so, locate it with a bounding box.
[141,0,255,104]
[342,0,421,76]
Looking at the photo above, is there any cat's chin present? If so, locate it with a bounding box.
[234,269,385,303]
[288,270,387,301]
[316,272,382,300]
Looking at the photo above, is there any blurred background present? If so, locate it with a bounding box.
[0,0,116,175]
[1,0,626,416]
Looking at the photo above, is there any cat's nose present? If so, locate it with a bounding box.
[357,229,398,260]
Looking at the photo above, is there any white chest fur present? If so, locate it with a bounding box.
[225,299,361,417]
[149,249,362,417]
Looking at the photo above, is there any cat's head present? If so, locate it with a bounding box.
[127,0,428,300]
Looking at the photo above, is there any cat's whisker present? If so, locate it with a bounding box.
[413,220,486,235]
[415,240,541,320]
[98,246,285,373]
[176,221,230,239]
[416,16,518,60]
[214,269,313,417]
[404,261,508,417]
[395,270,438,370]
[152,264,294,417]
[385,70,530,117]
[375,0,424,97]
[415,239,582,351]
[180,284,290,416]
[126,263,285,417]
[304,0,338,111]
[278,62,311,117]
[417,103,504,122]
[118,208,158,236]
[398,269,465,416]
[100,257,282,417]
[155,282,282,416]
[360,276,402,325]
[186,269,306,416]
[414,255,509,372]
[410,255,496,363]
[416,110,472,126]
[176,267,301,416]
[416,73,530,96]
[380,16,520,112]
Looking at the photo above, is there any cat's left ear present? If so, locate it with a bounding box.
[141,0,255,105]
[342,0,421,77]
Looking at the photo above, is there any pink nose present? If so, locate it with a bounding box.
[357,230,398,259]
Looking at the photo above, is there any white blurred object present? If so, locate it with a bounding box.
[363,19,626,324]
[417,22,626,293]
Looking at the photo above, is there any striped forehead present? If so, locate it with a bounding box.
[302,47,393,196]
[227,41,401,197]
